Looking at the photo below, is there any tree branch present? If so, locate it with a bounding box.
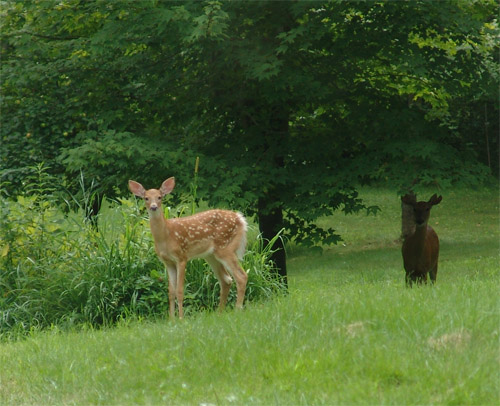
[4,30,82,41]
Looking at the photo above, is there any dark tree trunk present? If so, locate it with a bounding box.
[88,193,102,229]
[258,198,288,288]
[255,103,290,288]
[237,89,291,286]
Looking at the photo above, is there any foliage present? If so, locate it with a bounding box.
[0,174,285,339]
[1,0,498,253]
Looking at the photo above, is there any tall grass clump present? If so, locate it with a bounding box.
[0,166,285,340]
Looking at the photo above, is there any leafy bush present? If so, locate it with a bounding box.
[0,181,285,340]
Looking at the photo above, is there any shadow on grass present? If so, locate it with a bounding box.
[288,236,498,288]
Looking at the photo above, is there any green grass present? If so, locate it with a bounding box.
[1,187,499,405]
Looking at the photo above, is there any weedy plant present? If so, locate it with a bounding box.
[0,165,285,340]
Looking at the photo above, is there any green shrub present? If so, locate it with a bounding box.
[0,188,285,340]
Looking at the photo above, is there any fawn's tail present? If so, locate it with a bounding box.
[236,212,247,260]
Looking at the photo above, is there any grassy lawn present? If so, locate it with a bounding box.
[1,188,498,405]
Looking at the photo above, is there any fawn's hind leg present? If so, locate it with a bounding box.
[217,253,248,309]
[206,256,232,311]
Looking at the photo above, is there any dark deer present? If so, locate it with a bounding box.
[401,193,442,286]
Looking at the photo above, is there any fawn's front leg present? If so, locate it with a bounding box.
[165,263,177,319]
[176,260,187,319]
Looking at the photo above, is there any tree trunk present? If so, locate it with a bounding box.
[252,99,290,287]
[257,197,288,288]
[401,200,416,240]
[88,193,102,229]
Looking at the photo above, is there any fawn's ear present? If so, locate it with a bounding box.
[401,193,416,206]
[429,194,442,206]
[129,180,146,198]
[160,177,175,197]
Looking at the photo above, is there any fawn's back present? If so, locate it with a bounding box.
[160,209,247,262]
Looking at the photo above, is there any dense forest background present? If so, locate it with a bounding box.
[1,0,498,276]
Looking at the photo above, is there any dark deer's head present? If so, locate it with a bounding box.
[402,193,442,227]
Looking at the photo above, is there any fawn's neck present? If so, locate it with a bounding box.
[148,211,170,241]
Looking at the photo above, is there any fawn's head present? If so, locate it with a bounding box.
[402,193,442,226]
[128,177,175,214]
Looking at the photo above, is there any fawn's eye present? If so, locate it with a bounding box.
[145,197,149,201]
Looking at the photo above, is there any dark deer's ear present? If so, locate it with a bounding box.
[402,193,416,205]
[428,194,442,206]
